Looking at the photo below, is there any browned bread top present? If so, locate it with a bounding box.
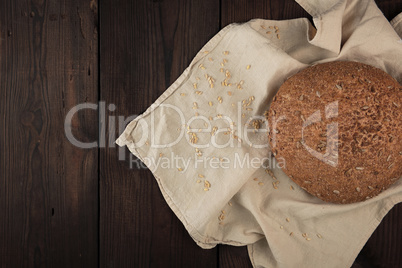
[266,61,402,204]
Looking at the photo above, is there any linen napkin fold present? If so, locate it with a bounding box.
[116,0,402,267]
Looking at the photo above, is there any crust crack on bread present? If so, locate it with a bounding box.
[266,61,402,204]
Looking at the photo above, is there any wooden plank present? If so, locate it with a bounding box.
[219,0,402,267]
[219,245,253,268]
[353,204,402,268]
[99,0,219,267]
[221,0,310,28]
[376,0,402,21]
[0,0,98,267]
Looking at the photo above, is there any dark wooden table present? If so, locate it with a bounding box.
[1,0,401,267]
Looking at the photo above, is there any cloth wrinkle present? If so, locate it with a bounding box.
[117,0,402,267]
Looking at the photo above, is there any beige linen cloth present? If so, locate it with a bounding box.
[116,0,402,267]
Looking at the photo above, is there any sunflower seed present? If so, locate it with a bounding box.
[356,187,361,192]
[355,167,364,170]
[333,190,340,195]
[378,149,383,157]
[345,169,353,177]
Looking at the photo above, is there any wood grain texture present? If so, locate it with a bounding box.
[1,0,401,267]
[99,0,219,267]
[221,0,311,27]
[0,0,98,267]
[219,245,253,268]
[353,204,402,268]
[376,0,402,21]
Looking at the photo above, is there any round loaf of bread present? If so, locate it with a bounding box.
[266,61,402,204]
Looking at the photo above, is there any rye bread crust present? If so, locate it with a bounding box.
[266,61,402,204]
